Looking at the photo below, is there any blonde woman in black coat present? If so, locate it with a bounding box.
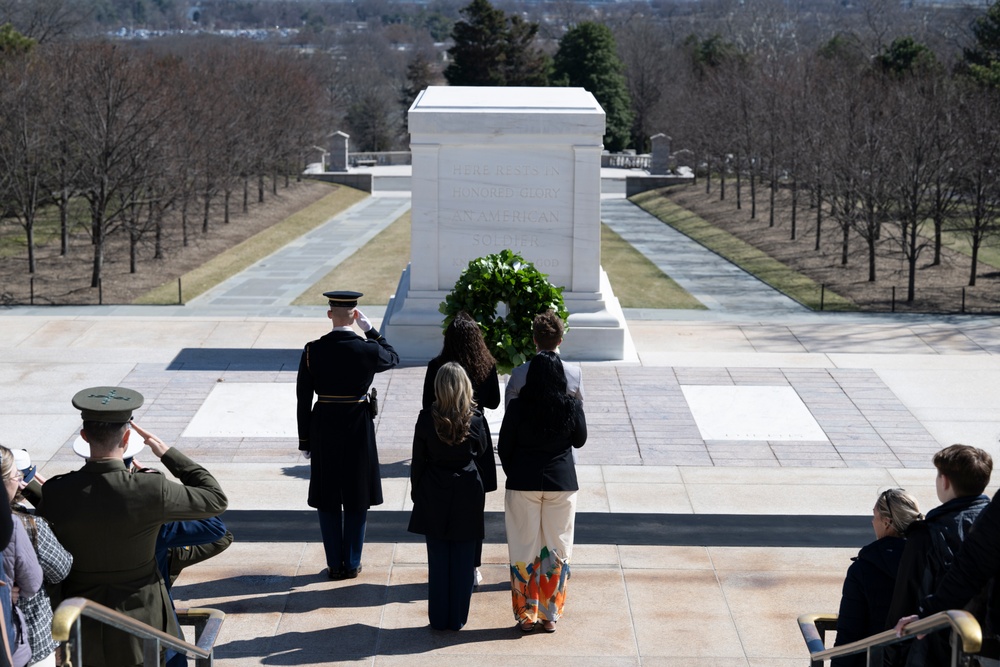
[408,362,493,631]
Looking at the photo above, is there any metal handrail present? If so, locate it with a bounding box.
[798,610,982,667]
[53,597,225,666]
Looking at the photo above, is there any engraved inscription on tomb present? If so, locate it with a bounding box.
[438,150,574,284]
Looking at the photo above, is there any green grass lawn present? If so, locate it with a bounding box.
[631,189,856,311]
[134,185,368,304]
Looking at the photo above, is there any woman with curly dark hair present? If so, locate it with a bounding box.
[498,350,587,633]
[421,311,500,412]
[408,363,493,631]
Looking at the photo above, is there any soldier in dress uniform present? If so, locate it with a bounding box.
[296,290,399,580]
[38,386,228,667]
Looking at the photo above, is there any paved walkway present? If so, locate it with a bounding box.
[601,198,807,313]
[190,195,410,309]
[3,184,1000,665]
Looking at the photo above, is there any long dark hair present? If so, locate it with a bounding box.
[518,351,576,435]
[440,311,495,388]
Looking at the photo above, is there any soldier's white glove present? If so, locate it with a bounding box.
[303,450,311,460]
[355,309,373,332]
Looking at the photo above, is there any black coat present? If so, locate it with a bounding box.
[920,494,1000,657]
[498,397,587,491]
[886,494,989,667]
[296,328,399,512]
[831,536,905,667]
[421,356,500,493]
[408,410,491,542]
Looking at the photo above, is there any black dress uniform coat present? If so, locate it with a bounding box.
[296,328,399,512]
[38,449,228,667]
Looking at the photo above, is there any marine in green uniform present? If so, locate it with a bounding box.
[38,386,228,667]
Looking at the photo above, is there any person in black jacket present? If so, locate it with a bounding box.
[887,444,993,666]
[408,362,493,631]
[832,488,921,667]
[897,493,1000,663]
[421,310,500,587]
[296,290,399,580]
[498,351,587,634]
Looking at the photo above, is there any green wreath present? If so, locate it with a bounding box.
[439,249,568,374]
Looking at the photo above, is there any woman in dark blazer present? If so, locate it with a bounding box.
[421,310,500,583]
[408,362,493,631]
[498,351,587,633]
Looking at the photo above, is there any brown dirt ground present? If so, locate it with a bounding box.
[6,176,998,313]
[0,179,333,306]
[666,182,1000,314]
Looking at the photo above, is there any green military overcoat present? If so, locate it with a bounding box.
[38,448,228,667]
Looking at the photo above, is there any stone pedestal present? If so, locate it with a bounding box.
[382,86,632,363]
[327,131,349,172]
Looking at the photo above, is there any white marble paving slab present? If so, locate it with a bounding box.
[681,385,827,441]
[183,383,296,438]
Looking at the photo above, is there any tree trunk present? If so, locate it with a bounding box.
[130,230,138,274]
[867,237,876,282]
[736,156,742,210]
[60,190,69,256]
[243,176,249,213]
[790,181,798,240]
[815,185,823,252]
[970,236,980,287]
[841,223,849,266]
[224,190,231,224]
[203,192,211,234]
[768,171,776,228]
[907,221,918,303]
[272,171,277,195]
[720,165,726,201]
[91,215,104,288]
[181,197,189,248]
[750,167,757,220]
[258,174,265,203]
[155,215,163,260]
[933,216,942,266]
[27,224,36,274]
[705,156,711,194]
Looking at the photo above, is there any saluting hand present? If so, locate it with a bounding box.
[130,421,170,459]
[354,309,373,332]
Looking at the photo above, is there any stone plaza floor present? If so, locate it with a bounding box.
[3,190,1000,665]
[4,310,1000,666]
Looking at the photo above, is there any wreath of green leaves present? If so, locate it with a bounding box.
[439,249,568,374]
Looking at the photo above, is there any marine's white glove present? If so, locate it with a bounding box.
[303,450,311,460]
[355,309,373,332]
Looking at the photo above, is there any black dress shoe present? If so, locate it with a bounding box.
[327,567,344,580]
[343,564,363,579]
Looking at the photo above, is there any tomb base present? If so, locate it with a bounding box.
[382,264,635,364]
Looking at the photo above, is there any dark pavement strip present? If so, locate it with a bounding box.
[220,510,871,548]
